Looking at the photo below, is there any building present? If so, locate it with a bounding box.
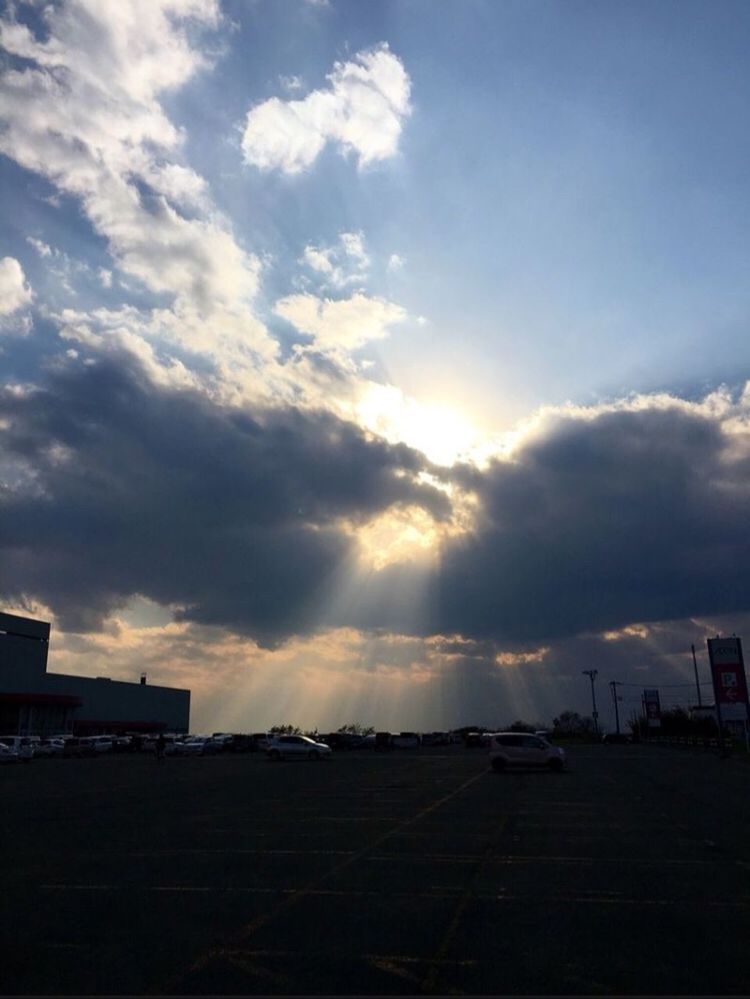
[0,610,190,735]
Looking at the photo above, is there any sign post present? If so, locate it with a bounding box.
[643,689,661,731]
[707,637,749,757]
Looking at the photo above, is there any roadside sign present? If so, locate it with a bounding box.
[707,637,749,723]
[644,688,661,728]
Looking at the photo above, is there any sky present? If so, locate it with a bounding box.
[2,0,750,734]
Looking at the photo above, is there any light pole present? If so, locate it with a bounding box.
[609,680,621,735]
[582,669,599,737]
[691,644,702,707]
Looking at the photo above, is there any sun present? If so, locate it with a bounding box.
[356,383,486,467]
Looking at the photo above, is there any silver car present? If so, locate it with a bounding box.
[266,735,332,760]
[488,732,565,772]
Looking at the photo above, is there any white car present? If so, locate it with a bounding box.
[79,736,114,753]
[0,742,21,764]
[174,736,215,756]
[0,736,34,761]
[266,735,332,760]
[488,732,566,772]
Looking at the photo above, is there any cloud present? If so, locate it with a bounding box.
[274,291,406,353]
[433,393,750,645]
[0,1,264,323]
[0,257,33,316]
[241,43,411,174]
[300,230,370,289]
[387,253,405,272]
[4,348,750,726]
[26,238,53,259]
[0,5,416,429]
[279,74,304,93]
[0,352,449,643]
[8,348,750,657]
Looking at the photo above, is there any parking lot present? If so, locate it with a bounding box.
[4,743,750,995]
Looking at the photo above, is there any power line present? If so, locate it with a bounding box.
[615,681,713,689]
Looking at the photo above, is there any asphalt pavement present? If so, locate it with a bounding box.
[3,743,750,995]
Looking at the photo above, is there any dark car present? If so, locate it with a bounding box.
[321,733,362,750]
[602,733,632,745]
[374,731,394,751]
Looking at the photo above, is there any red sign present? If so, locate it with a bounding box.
[707,637,749,722]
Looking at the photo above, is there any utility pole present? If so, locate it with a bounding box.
[609,680,621,735]
[691,644,702,707]
[582,669,599,737]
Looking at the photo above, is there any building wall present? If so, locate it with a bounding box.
[0,611,190,734]
[45,673,190,733]
[0,611,49,678]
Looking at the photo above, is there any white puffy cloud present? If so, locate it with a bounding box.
[300,230,370,288]
[242,44,411,174]
[275,291,406,353]
[0,4,422,451]
[0,1,264,323]
[0,258,33,316]
[387,253,405,271]
[339,232,369,267]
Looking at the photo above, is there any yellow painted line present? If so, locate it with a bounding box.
[364,954,476,967]
[39,884,750,908]
[369,853,478,864]
[40,884,113,890]
[131,848,354,857]
[159,766,490,993]
[480,855,733,867]
[422,816,507,995]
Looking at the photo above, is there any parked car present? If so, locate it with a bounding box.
[0,742,21,764]
[266,735,332,760]
[79,736,114,754]
[392,732,420,749]
[602,732,632,745]
[62,737,89,758]
[235,734,260,753]
[35,738,66,757]
[422,732,450,746]
[0,736,34,761]
[464,731,483,748]
[374,732,394,751]
[321,732,367,751]
[142,734,180,754]
[174,736,216,756]
[488,732,566,772]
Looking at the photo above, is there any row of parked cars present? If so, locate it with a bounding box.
[0,733,135,761]
[1,729,566,766]
[0,732,247,760]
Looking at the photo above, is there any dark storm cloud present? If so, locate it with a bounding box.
[3,353,750,656]
[434,404,750,643]
[0,353,449,642]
